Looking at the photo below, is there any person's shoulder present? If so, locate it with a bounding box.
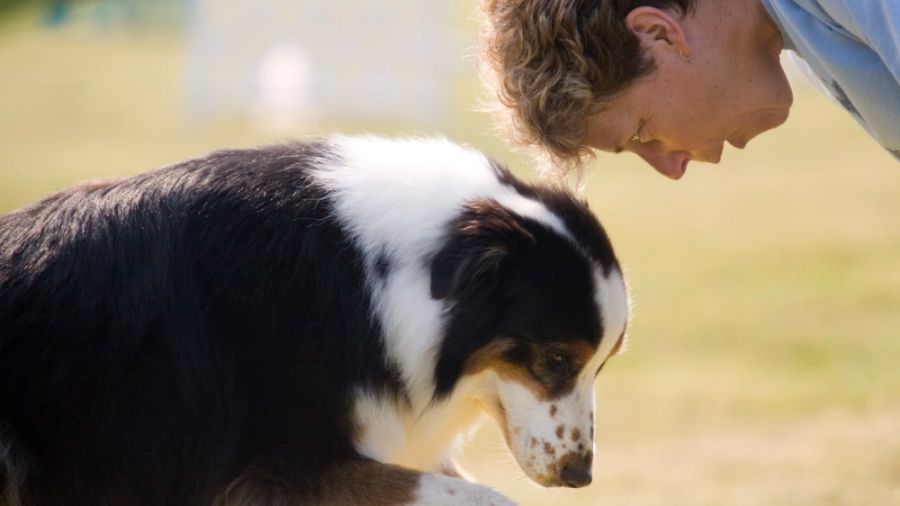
[822,0,900,17]
[789,0,862,41]
[769,0,898,52]
[816,0,900,41]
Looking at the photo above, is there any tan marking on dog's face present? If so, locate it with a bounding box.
[462,338,543,400]
[462,337,599,402]
[555,425,565,438]
[549,404,557,417]
[571,428,581,442]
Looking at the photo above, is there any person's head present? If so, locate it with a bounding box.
[480,0,793,178]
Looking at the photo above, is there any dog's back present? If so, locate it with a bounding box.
[0,141,372,504]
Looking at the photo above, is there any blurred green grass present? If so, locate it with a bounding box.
[1,6,898,506]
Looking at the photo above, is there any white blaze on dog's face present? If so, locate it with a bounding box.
[429,195,628,488]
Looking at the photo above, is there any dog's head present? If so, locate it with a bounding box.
[430,194,628,488]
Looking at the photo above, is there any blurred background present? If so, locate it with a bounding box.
[1,1,898,504]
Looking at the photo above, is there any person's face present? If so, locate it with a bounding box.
[586,2,793,179]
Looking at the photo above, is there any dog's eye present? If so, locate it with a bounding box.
[545,350,571,372]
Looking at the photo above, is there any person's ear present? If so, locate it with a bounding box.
[625,7,691,61]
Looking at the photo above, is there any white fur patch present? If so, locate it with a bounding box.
[351,378,487,471]
[311,136,567,406]
[408,473,516,506]
[594,266,629,362]
[493,375,595,486]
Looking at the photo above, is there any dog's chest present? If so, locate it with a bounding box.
[352,391,486,471]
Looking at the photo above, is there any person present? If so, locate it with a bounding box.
[479,0,900,179]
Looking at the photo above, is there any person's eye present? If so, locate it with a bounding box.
[630,119,648,143]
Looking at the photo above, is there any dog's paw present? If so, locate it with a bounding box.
[409,474,517,506]
[438,457,476,482]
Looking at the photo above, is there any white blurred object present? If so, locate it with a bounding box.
[185,0,459,128]
[250,43,316,133]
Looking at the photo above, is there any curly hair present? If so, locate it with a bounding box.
[479,0,695,172]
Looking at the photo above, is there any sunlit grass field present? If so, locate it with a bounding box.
[1,6,898,505]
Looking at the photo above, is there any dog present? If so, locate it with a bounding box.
[0,136,629,506]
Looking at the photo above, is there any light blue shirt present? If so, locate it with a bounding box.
[761,0,900,161]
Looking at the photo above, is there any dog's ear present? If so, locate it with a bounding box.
[430,200,534,300]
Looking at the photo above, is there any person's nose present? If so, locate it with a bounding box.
[630,142,691,180]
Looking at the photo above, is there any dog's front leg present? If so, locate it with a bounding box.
[405,470,516,506]
[438,457,476,482]
[215,459,516,506]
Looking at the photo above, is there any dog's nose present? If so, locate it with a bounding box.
[559,456,592,488]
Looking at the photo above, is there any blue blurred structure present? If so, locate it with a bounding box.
[41,0,184,30]
[44,0,71,26]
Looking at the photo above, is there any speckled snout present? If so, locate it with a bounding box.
[497,379,597,488]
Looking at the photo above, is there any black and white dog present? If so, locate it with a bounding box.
[0,136,629,506]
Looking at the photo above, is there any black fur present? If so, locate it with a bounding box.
[0,142,407,505]
[490,161,618,276]
[430,193,612,399]
[429,162,620,400]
